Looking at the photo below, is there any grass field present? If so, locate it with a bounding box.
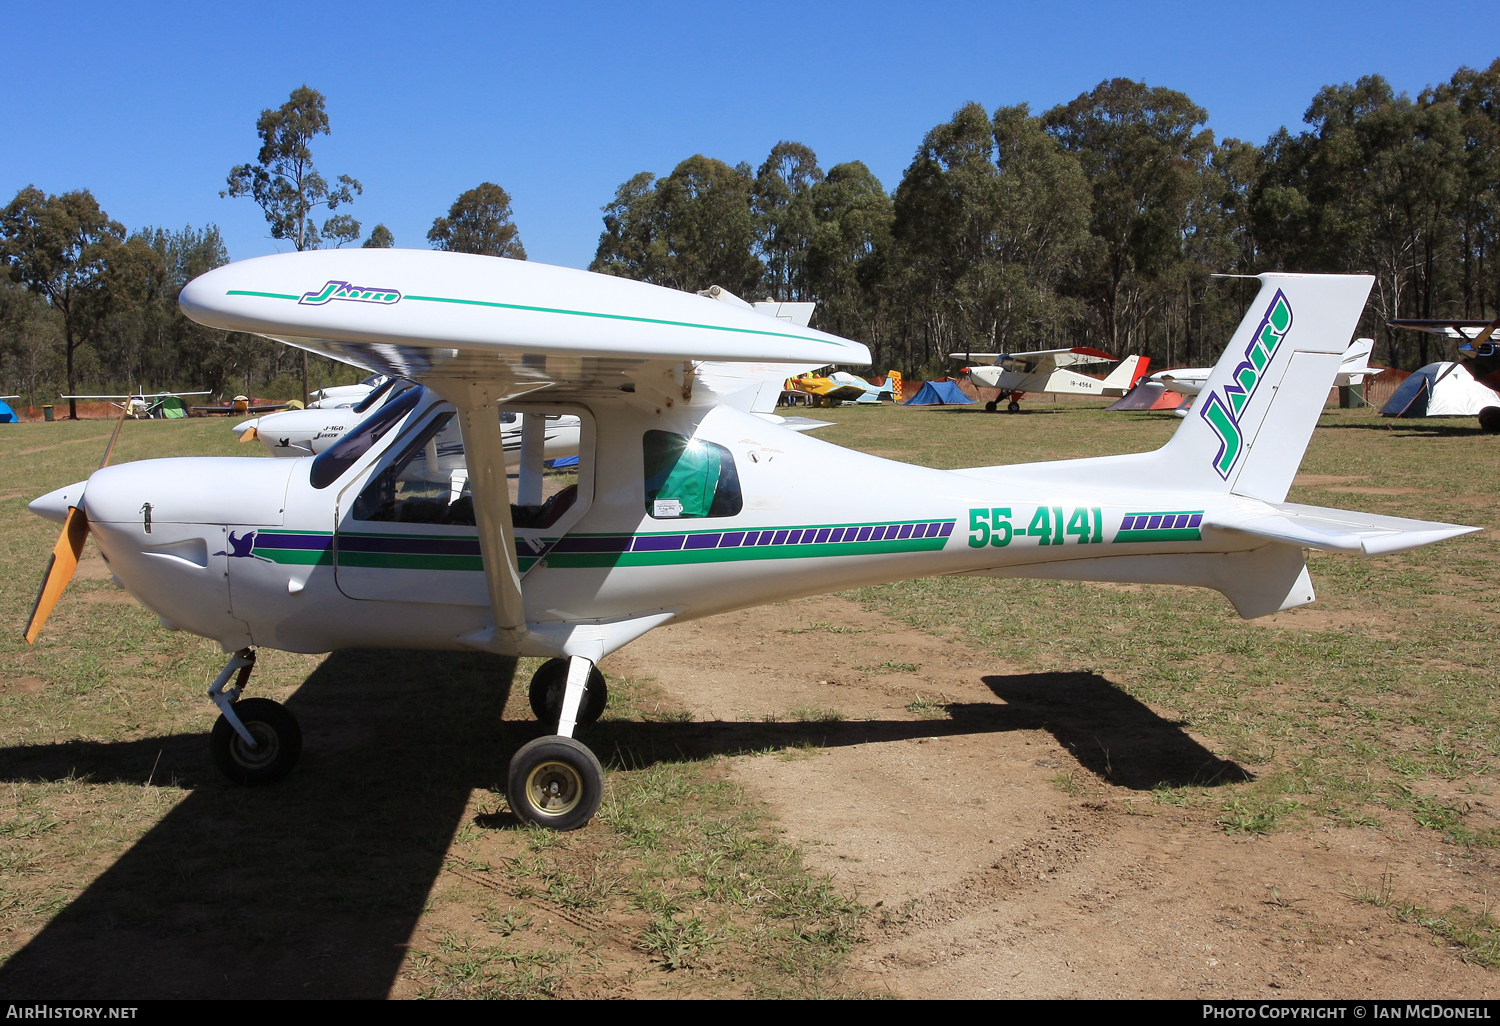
[0,399,1495,994]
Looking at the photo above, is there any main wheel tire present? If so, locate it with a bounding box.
[507,735,603,831]
[984,400,997,412]
[1007,400,1021,413]
[211,697,302,785]
[528,659,608,726]
[1479,407,1500,434]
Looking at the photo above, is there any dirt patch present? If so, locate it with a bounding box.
[1251,607,1397,636]
[1325,486,1424,496]
[13,434,118,457]
[1293,474,1366,487]
[609,594,1499,998]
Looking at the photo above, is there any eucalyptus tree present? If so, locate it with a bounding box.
[0,187,124,418]
[591,156,761,295]
[428,183,526,258]
[890,102,1089,368]
[1043,79,1215,354]
[804,161,893,354]
[1431,58,1500,323]
[223,85,362,401]
[223,86,363,252]
[754,142,823,300]
[362,224,395,248]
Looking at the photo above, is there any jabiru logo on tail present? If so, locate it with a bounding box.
[1199,290,1293,479]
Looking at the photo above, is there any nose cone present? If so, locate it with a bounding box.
[29,479,89,524]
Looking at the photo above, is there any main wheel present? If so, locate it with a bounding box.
[211,697,302,785]
[984,400,997,413]
[507,735,603,831]
[528,658,608,726]
[1007,400,1021,413]
[1479,406,1500,434]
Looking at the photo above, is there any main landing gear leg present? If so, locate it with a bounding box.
[207,647,302,785]
[509,655,605,831]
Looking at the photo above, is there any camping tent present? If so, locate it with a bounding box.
[1106,381,1187,412]
[0,400,16,424]
[153,395,188,419]
[1380,362,1500,418]
[902,380,972,406]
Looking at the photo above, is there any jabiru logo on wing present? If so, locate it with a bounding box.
[298,281,402,307]
[1198,290,1293,479]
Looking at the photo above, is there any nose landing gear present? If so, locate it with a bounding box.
[206,648,302,785]
[509,655,606,830]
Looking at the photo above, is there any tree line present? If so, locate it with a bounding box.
[4,61,1497,416]
[0,87,528,417]
[592,60,1500,376]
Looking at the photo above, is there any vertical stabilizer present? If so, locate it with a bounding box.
[1101,354,1149,393]
[1160,273,1373,502]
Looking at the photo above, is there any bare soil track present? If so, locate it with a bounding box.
[613,596,1499,999]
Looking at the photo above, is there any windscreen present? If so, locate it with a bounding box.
[310,385,425,489]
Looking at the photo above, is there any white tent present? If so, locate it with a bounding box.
[1380,362,1500,418]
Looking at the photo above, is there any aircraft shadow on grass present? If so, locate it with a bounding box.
[0,658,1241,998]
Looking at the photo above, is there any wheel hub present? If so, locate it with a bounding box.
[231,722,279,769]
[525,760,583,816]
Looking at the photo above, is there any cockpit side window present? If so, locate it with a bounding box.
[351,408,581,529]
[643,430,742,519]
[310,385,424,489]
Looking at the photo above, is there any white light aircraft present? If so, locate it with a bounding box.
[306,375,389,409]
[1155,337,1382,398]
[60,389,212,418]
[950,348,1148,412]
[23,252,1477,833]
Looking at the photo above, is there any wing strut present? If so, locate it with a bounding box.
[454,389,532,650]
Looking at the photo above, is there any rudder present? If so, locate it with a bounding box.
[1161,273,1372,502]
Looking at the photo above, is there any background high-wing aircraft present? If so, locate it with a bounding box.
[950,348,1148,411]
[23,254,1476,835]
[60,389,211,419]
[306,374,390,409]
[1154,337,1381,401]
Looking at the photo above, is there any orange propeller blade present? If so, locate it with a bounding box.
[238,425,259,443]
[23,506,89,644]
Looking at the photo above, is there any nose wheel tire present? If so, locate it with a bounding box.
[507,735,603,831]
[528,658,608,726]
[211,697,302,785]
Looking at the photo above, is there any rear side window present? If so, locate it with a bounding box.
[310,385,424,489]
[643,430,741,518]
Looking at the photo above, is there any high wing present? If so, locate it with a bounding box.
[182,250,867,399]
[1387,317,1500,343]
[949,346,1117,374]
[180,249,869,652]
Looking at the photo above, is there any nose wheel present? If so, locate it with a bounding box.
[211,697,302,785]
[205,647,302,786]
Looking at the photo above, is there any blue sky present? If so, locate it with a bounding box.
[6,1,1498,269]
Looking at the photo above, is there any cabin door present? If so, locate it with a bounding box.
[334,403,594,603]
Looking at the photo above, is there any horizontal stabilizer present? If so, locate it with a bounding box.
[1206,502,1478,555]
